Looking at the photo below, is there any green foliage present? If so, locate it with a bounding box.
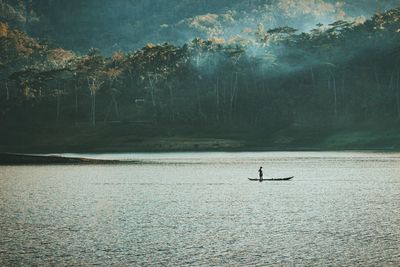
[1,7,400,150]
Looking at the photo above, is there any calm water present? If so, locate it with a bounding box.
[1,152,400,266]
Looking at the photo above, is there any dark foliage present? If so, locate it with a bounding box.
[1,7,400,150]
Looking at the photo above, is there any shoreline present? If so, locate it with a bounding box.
[1,147,399,165]
[1,124,399,156]
[0,153,138,165]
[1,136,399,155]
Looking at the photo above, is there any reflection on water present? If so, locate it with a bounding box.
[1,152,400,266]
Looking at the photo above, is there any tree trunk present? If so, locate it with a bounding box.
[333,74,337,118]
[229,72,238,121]
[112,93,119,119]
[91,92,96,126]
[310,66,315,90]
[340,73,346,115]
[387,72,395,118]
[196,82,205,121]
[328,75,331,111]
[363,90,369,121]
[216,77,219,120]
[148,75,157,110]
[168,84,175,123]
[56,90,61,122]
[328,71,337,118]
[103,100,113,123]
[221,80,226,123]
[74,85,78,115]
[229,73,234,121]
[5,80,9,101]
[397,70,400,119]
[374,66,383,116]
[374,66,381,92]
[88,78,102,127]
[108,79,119,120]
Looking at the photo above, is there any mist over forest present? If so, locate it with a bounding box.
[2,0,400,53]
[1,0,400,152]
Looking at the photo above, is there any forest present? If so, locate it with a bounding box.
[1,2,400,152]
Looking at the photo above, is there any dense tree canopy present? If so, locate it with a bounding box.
[1,5,400,151]
[1,0,399,53]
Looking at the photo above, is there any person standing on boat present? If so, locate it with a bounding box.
[258,167,263,181]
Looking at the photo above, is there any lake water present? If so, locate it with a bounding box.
[1,152,400,266]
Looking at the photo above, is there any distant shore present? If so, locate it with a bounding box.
[1,146,399,165]
[0,153,136,165]
[1,121,400,156]
[1,127,400,164]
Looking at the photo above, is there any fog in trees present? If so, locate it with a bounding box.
[1,1,400,151]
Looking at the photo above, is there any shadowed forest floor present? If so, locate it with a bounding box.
[1,123,399,153]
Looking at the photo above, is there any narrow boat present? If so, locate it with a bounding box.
[248,176,294,181]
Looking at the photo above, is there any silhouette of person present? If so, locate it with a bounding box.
[258,167,263,181]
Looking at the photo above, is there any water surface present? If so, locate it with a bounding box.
[1,152,399,266]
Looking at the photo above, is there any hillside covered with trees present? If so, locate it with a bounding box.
[1,3,400,152]
[2,0,400,53]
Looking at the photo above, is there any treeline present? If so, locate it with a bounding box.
[2,0,399,54]
[1,8,400,137]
